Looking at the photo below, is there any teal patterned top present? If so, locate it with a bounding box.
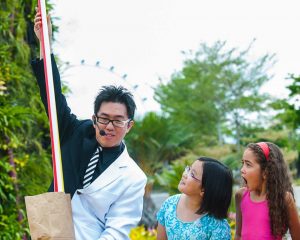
[157,194,231,240]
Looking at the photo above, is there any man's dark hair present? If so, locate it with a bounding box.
[196,157,233,219]
[94,85,136,119]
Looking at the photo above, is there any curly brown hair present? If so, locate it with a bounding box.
[247,142,294,237]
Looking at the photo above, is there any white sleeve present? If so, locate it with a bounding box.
[98,177,147,240]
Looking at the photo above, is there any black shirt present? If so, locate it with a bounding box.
[90,142,125,183]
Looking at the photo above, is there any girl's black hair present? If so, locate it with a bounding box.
[196,157,233,219]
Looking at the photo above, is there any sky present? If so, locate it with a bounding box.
[52,0,300,119]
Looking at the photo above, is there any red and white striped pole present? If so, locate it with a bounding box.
[38,0,64,192]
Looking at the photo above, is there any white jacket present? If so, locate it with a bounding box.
[71,146,147,239]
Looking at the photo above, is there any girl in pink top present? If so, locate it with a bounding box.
[235,142,300,240]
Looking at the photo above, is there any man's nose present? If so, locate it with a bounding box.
[106,121,114,129]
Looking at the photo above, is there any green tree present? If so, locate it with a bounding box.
[154,41,275,150]
[272,74,300,176]
[273,75,300,130]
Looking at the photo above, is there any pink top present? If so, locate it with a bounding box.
[241,190,281,240]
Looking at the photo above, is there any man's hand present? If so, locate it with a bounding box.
[34,7,52,43]
[34,7,52,59]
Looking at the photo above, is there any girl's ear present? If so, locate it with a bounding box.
[262,170,267,180]
[200,188,205,198]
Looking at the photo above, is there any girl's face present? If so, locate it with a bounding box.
[241,148,265,192]
[178,160,203,196]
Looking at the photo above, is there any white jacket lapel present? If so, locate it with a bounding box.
[80,146,129,194]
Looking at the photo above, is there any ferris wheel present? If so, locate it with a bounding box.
[59,58,158,119]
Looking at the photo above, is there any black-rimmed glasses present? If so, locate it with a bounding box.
[95,116,131,128]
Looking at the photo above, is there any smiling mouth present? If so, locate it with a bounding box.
[105,133,114,137]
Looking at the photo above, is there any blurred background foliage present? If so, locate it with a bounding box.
[0,0,54,238]
[1,0,299,239]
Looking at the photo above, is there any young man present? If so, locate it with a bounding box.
[32,11,147,239]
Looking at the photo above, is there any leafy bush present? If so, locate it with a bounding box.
[0,1,56,238]
[0,159,28,239]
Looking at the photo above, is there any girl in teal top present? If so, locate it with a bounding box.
[156,157,233,240]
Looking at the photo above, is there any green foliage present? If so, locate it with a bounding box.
[126,112,194,176]
[0,159,27,239]
[294,178,300,186]
[154,156,192,195]
[154,41,275,147]
[272,74,300,130]
[0,0,55,238]
[270,74,300,176]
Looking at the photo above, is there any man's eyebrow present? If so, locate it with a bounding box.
[99,113,126,118]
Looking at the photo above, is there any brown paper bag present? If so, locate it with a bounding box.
[25,192,75,240]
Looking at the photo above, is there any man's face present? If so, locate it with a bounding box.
[93,101,134,147]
